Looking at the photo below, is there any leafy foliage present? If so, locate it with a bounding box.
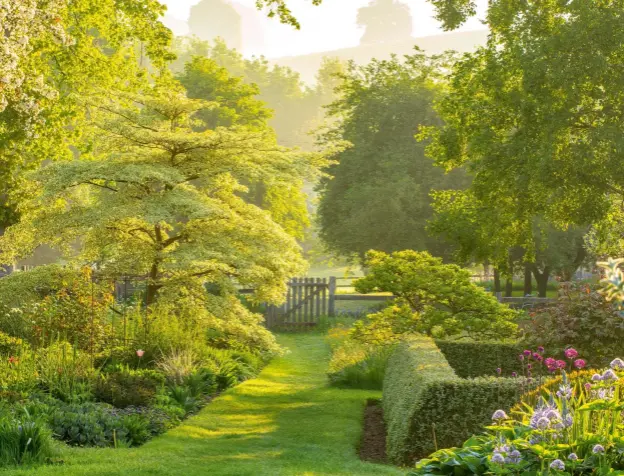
[525,282,624,367]
[435,340,525,379]
[317,52,468,260]
[383,336,522,465]
[353,250,519,341]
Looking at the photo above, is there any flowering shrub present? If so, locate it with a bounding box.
[524,281,624,366]
[412,358,624,474]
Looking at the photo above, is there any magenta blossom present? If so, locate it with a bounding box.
[537,346,545,353]
[511,372,518,377]
[556,360,567,369]
[523,350,532,357]
[533,353,543,362]
[496,368,502,375]
[527,363,533,370]
[565,348,579,360]
[545,357,556,368]
[518,354,525,361]
[574,359,586,369]
[584,383,592,391]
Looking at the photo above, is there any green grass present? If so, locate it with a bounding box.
[9,334,404,476]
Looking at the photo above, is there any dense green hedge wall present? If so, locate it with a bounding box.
[435,340,525,378]
[383,337,524,465]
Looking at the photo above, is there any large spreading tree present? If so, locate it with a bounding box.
[425,1,624,254]
[317,52,468,261]
[0,81,321,308]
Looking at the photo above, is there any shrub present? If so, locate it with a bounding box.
[0,351,38,394]
[413,361,624,474]
[156,348,198,385]
[118,414,151,447]
[0,415,56,467]
[354,250,519,342]
[383,337,523,465]
[50,402,119,447]
[524,281,624,367]
[36,342,94,402]
[327,333,394,389]
[94,367,165,408]
[0,332,26,356]
[435,340,525,378]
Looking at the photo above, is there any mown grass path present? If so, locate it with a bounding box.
[9,333,404,476]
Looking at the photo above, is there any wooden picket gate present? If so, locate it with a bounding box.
[265,277,336,329]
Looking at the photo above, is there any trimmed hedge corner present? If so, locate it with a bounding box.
[435,340,525,378]
[383,337,523,466]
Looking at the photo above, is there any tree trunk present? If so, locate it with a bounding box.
[524,264,533,296]
[531,265,551,298]
[494,268,501,294]
[505,277,513,297]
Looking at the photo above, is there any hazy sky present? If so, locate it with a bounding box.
[162,0,488,58]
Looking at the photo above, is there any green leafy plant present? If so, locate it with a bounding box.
[0,414,56,467]
[412,362,624,474]
[525,282,624,367]
[353,250,519,342]
[94,366,165,408]
[383,336,523,465]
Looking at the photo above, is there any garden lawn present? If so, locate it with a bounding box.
[8,334,403,476]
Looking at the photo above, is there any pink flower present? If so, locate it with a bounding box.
[574,359,586,369]
[545,357,556,367]
[533,353,543,362]
[523,350,532,357]
[537,346,545,353]
[556,360,567,369]
[584,383,592,391]
[565,348,579,360]
[136,349,145,358]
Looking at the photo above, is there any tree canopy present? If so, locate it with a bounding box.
[0,82,322,306]
[188,0,243,50]
[317,52,467,261]
[357,0,413,44]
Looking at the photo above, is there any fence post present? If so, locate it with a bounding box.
[328,276,337,317]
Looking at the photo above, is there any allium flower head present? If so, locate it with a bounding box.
[568,453,578,461]
[537,346,545,353]
[507,449,522,464]
[592,373,603,381]
[534,353,544,362]
[523,350,532,357]
[550,459,565,471]
[593,444,605,454]
[602,369,618,380]
[564,348,579,360]
[491,453,505,464]
[611,358,624,370]
[536,417,551,429]
[496,367,502,375]
[492,410,508,421]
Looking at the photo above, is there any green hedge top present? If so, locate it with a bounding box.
[383,337,524,466]
[435,340,525,379]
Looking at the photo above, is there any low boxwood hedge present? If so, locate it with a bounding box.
[383,337,524,465]
[434,340,525,378]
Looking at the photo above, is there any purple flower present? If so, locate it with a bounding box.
[593,444,605,454]
[568,453,578,461]
[536,417,550,429]
[591,373,603,381]
[511,372,518,377]
[584,382,592,391]
[564,348,579,360]
[533,353,544,362]
[537,346,545,353]
[523,350,532,357]
[492,410,508,421]
[518,354,525,361]
[491,453,505,464]
[611,358,624,370]
[574,359,586,369]
[496,368,502,375]
[506,449,522,464]
[602,369,618,380]
[550,459,565,471]
[527,363,533,370]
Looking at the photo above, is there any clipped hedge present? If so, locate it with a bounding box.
[383,337,523,465]
[435,340,525,378]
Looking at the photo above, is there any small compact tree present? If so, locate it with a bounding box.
[0,81,320,312]
[352,250,519,342]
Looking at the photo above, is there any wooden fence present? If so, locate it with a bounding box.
[242,276,555,329]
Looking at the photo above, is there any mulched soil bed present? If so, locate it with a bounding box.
[358,398,388,463]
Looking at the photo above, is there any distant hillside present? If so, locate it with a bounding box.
[270,29,488,84]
